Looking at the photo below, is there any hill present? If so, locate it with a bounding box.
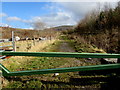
[51,25,74,31]
[0,26,67,39]
[64,2,120,54]
[0,25,74,39]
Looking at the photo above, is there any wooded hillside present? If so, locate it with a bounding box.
[65,2,120,54]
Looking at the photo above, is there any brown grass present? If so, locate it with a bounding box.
[1,39,59,68]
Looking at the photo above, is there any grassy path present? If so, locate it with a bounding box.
[56,40,75,52]
[2,38,115,89]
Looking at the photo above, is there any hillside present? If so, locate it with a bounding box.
[51,25,74,31]
[0,25,74,39]
[64,2,120,54]
[0,26,60,39]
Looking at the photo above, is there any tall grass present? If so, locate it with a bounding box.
[1,39,58,71]
[15,39,56,52]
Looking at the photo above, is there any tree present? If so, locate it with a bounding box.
[31,21,46,30]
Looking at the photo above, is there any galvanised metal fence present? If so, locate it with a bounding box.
[0,51,120,76]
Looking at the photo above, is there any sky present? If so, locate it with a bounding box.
[0,1,118,29]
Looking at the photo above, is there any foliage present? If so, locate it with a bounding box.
[70,2,120,53]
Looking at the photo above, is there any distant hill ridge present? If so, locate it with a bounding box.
[0,25,73,39]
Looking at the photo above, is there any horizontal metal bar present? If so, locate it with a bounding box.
[0,50,5,52]
[0,64,10,74]
[1,63,120,76]
[1,51,120,58]
[4,49,13,51]
[0,56,6,59]
[0,45,13,48]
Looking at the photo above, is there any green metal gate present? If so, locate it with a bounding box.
[0,51,120,76]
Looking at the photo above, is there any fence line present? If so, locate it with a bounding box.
[1,51,120,58]
[1,63,120,76]
[0,51,120,76]
[0,45,13,48]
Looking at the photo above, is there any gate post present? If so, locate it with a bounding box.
[12,31,16,52]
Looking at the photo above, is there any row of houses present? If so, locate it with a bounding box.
[0,36,49,42]
[15,36,48,41]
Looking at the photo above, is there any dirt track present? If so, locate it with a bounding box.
[58,41,75,52]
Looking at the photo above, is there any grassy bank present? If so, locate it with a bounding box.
[61,34,106,53]
[69,2,120,54]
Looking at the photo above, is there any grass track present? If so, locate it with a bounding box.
[1,37,119,89]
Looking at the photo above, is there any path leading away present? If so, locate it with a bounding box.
[56,40,101,67]
[58,41,75,52]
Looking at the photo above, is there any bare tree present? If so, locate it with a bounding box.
[31,21,46,30]
[103,2,111,12]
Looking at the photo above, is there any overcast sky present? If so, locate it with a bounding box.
[0,1,118,29]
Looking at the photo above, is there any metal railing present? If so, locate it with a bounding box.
[0,43,14,60]
[0,31,15,59]
[0,51,120,76]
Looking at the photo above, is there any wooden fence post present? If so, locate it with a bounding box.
[12,31,16,52]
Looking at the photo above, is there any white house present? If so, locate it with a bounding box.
[15,36,20,41]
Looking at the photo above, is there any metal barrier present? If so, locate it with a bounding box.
[0,51,120,76]
[0,42,14,59]
[0,31,15,59]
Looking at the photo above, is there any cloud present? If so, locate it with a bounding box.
[27,2,117,28]
[23,27,34,30]
[2,1,118,29]
[0,23,12,27]
[29,11,76,28]
[58,2,98,21]
[42,12,76,26]
[21,11,75,29]
[6,16,21,21]
[58,2,117,21]
[0,13,7,17]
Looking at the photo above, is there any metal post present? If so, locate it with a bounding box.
[12,31,16,52]
[33,38,35,46]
